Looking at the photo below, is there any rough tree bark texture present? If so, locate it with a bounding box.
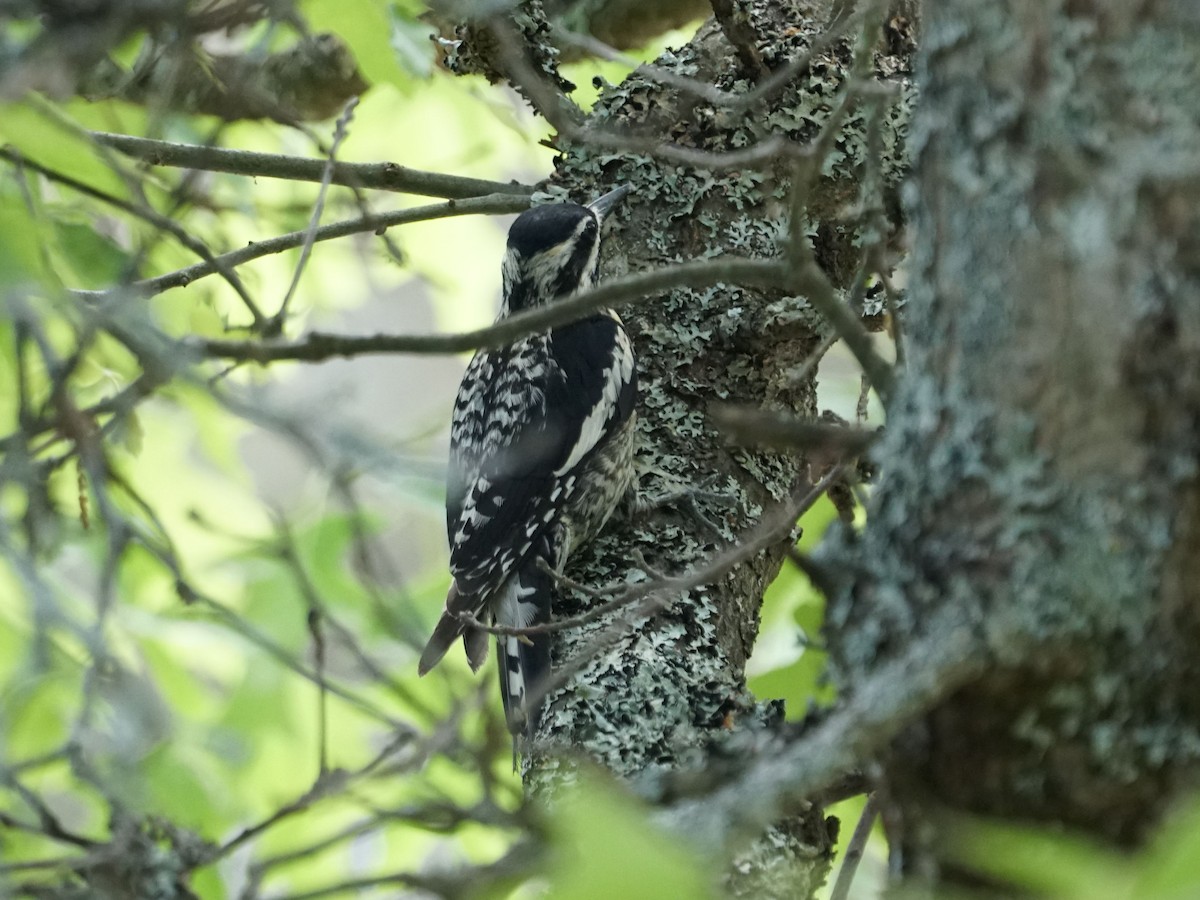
[824,0,1200,878]
[517,1,914,893]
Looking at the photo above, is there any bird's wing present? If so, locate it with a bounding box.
[447,314,636,600]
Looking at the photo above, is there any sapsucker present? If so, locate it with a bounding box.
[418,186,638,744]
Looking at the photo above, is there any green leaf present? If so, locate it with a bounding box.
[304,0,414,90]
[189,866,228,900]
[2,668,82,760]
[0,190,53,287]
[545,768,718,900]
[51,220,129,289]
[747,647,833,717]
[1134,800,1200,898]
[0,100,129,200]
[946,816,1134,899]
[748,494,839,718]
[142,743,223,829]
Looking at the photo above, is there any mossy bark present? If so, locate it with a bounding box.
[523,1,915,892]
[823,0,1200,878]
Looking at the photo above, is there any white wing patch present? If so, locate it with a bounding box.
[553,327,634,477]
[503,636,526,708]
[496,577,539,628]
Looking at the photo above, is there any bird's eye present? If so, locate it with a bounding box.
[584,219,597,235]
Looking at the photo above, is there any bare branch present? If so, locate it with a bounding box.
[195,257,791,360]
[487,13,801,171]
[657,619,1004,851]
[788,199,896,402]
[780,11,898,402]
[725,0,866,112]
[709,0,770,77]
[551,27,736,106]
[91,132,535,199]
[710,404,879,454]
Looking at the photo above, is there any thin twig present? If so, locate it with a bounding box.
[509,10,874,172]
[194,592,409,729]
[780,13,897,402]
[830,793,879,900]
[789,332,841,388]
[302,116,408,267]
[485,15,584,126]
[535,557,608,600]
[856,374,872,422]
[0,147,263,320]
[309,605,330,777]
[631,547,671,581]
[272,97,359,332]
[217,769,352,859]
[710,0,769,76]
[27,97,270,327]
[878,264,904,367]
[214,702,479,866]
[790,241,896,402]
[0,854,88,875]
[460,469,840,643]
[1,775,98,850]
[557,8,863,114]
[859,50,906,368]
[523,467,845,716]
[72,192,531,304]
[552,28,735,105]
[656,622,1003,851]
[724,4,867,112]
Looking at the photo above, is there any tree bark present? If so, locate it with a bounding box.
[523,0,916,890]
[824,0,1200,878]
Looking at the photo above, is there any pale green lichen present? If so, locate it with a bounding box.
[820,5,1200,840]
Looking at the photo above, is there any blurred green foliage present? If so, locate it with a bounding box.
[0,4,747,897]
[948,800,1200,900]
[545,768,719,900]
[747,496,839,719]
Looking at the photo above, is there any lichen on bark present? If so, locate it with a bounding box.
[821,0,1200,867]
[468,0,919,887]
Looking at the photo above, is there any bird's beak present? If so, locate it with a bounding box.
[587,184,632,219]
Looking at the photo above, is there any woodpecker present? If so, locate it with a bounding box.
[418,186,637,743]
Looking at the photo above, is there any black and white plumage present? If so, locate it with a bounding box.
[418,186,638,741]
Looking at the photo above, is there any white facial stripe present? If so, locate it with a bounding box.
[510,214,600,302]
[576,214,600,292]
[501,251,519,297]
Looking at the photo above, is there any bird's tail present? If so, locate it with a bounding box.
[418,581,489,676]
[495,558,553,739]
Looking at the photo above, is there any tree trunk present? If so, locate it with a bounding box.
[523,0,915,891]
[824,0,1200,878]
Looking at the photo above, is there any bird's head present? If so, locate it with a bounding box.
[500,185,630,314]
